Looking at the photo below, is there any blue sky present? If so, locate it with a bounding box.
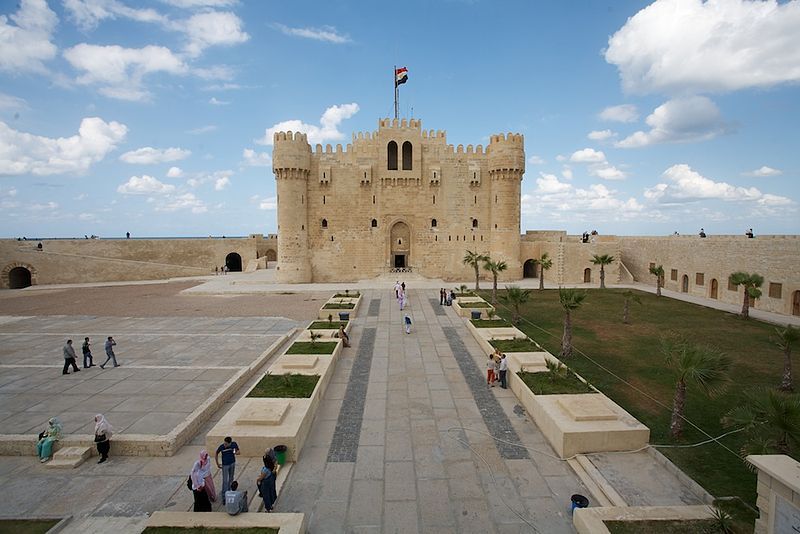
[0,0,798,238]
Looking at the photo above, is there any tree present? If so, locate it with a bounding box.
[537,253,553,291]
[662,334,731,438]
[501,285,531,326]
[649,265,664,297]
[729,271,764,319]
[775,325,800,392]
[559,288,587,358]
[621,290,641,325]
[463,250,489,291]
[483,258,508,305]
[590,254,615,289]
[724,387,800,455]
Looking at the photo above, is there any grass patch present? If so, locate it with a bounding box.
[458,301,492,308]
[247,373,319,398]
[0,519,60,534]
[490,338,543,352]
[285,341,338,354]
[333,292,360,298]
[470,318,511,328]
[518,371,594,395]
[322,302,355,309]
[307,321,348,330]
[484,287,783,529]
[604,519,723,533]
[143,528,279,534]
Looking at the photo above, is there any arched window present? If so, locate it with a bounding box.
[387,141,398,170]
[472,219,478,228]
[431,218,437,228]
[321,219,328,228]
[371,219,377,228]
[402,141,412,170]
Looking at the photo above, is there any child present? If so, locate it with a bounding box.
[404,314,412,334]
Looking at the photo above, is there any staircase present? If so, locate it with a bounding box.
[46,445,93,468]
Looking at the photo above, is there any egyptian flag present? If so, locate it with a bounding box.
[395,67,408,86]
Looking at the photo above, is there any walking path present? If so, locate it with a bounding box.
[278,289,586,533]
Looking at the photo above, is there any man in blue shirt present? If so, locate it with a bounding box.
[215,436,240,496]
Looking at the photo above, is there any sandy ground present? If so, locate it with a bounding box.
[0,281,330,320]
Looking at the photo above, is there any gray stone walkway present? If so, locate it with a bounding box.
[278,289,585,533]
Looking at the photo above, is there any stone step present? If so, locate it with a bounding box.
[47,445,93,469]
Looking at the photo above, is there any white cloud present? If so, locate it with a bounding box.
[181,11,249,57]
[524,174,644,220]
[527,155,545,165]
[598,104,638,123]
[64,0,167,31]
[256,103,360,146]
[166,166,183,178]
[186,169,232,188]
[186,125,217,134]
[242,148,272,167]
[117,175,176,194]
[28,201,58,211]
[570,148,606,164]
[605,0,800,95]
[258,196,277,210]
[744,166,782,177]
[274,23,351,44]
[616,96,728,148]
[0,0,58,74]
[644,164,790,205]
[555,155,566,162]
[561,166,573,180]
[0,93,28,111]
[78,212,96,221]
[590,165,626,181]
[209,97,229,105]
[120,147,191,164]
[64,44,188,101]
[155,192,207,213]
[161,0,237,7]
[0,117,127,175]
[536,173,571,194]
[588,129,616,141]
[214,176,230,190]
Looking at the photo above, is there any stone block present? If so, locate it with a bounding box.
[146,511,306,534]
[558,396,619,422]
[46,445,93,468]
[281,355,319,369]
[235,399,290,426]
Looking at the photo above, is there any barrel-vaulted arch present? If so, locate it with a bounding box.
[389,219,411,269]
[2,261,37,289]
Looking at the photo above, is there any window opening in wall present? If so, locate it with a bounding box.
[301,225,304,230]
[301,194,304,204]
[331,236,334,241]
[682,275,689,293]
[480,235,483,241]
[388,141,398,170]
[323,195,326,205]
[472,219,478,228]
[433,195,435,205]
[372,195,375,204]
[474,195,477,204]
[321,219,327,228]
[473,171,477,181]
[371,219,377,228]
[431,219,437,228]
[402,141,413,170]
[495,195,497,203]
[494,224,498,229]
[463,235,466,241]
[435,235,438,241]
[769,283,783,299]
[696,273,705,286]
[472,235,475,241]
[448,236,451,241]
[398,239,402,245]
[671,269,678,281]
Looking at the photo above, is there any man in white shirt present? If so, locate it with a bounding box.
[499,353,508,389]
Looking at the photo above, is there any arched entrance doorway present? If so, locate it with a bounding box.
[681,275,689,293]
[583,268,591,283]
[390,221,410,268]
[523,259,537,278]
[225,252,242,272]
[8,267,31,289]
[710,279,718,299]
[793,291,800,316]
[265,249,277,262]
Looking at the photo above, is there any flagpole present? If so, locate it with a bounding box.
[393,65,398,120]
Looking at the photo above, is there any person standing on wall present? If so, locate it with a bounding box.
[62,339,80,375]
[215,436,240,497]
[82,337,94,368]
[100,336,119,368]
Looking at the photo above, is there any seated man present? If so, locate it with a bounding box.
[225,480,248,515]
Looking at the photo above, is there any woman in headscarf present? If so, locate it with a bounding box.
[94,414,112,464]
[195,449,217,503]
[256,453,278,512]
[190,451,212,512]
[36,417,62,463]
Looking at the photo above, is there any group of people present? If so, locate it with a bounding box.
[394,281,414,334]
[214,265,230,275]
[36,414,112,464]
[438,288,455,306]
[62,336,119,374]
[487,349,509,389]
[580,230,598,243]
[190,437,279,515]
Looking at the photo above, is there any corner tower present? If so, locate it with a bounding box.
[273,131,312,283]
[488,133,524,278]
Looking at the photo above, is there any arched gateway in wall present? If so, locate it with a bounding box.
[390,221,411,269]
[225,253,242,272]
[2,262,37,289]
[523,259,537,278]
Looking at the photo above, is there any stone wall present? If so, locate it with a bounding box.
[520,231,621,286]
[748,455,800,534]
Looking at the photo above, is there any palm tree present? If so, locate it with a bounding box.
[621,290,641,325]
[590,254,615,289]
[501,285,531,325]
[559,288,587,358]
[729,271,764,319]
[662,334,731,438]
[463,250,489,291]
[537,253,553,291]
[724,387,800,455]
[649,265,664,297]
[775,325,800,392]
[483,258,508,305]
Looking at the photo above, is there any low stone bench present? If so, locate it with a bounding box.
[146,510,306,533]
[46,445,93,468]
[573,505,713,534]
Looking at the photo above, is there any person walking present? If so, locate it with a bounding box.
[394,281,401,298]
[36,417,62,463]
[100,336,119,368]
[82,337,94,368]
[62,339,80,375]
[215,436,240,497]
[404,314,412,334]
[487,353,496,386]
[499,353,508,389]
[256,454,278,512]
[94,414,112,464]
[439,288,445,305]
[190,455,212,512]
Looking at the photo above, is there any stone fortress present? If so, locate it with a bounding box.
[0,117,798,318]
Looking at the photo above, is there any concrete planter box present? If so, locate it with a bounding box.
[298,321,352,341]
[318,294,362,319]
[147,511,307,534]
[466,320,527,355]
[452,298,495,319]
[573,505,713,534]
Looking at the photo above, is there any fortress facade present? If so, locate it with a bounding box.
[272,118,524,283]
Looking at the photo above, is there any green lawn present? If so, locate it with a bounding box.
[333,292,360,298]
[458,301,492,308]
[142,528,279,534]
[470,318,511,328]
[322,302,355,309]
[247,374,319,398]
[518,370,594,395]
[286,341,338,354]
[489,338,544,352]
[485,287,791,525]
[307,321,348,330]
[0,519,60,534]
[605,519,723,534]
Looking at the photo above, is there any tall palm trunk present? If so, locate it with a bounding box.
[561,310,572,358]
[623,299,630,324]
[599,265,606,289]
[670,378,687,438]
[539,267,544,290]
[474,264,480,291]
[491,274,498,305]
[656,279,662,297]
[780,347,794,392]
[513,304,521,326]
[777,432,790,454]
[741,291,750,318]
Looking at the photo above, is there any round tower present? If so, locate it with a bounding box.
[273,131,312,283]
[487,133,525,279]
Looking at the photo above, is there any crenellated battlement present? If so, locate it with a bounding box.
[488,131,525,173]
[489,132,524,145]
[273,131,309,143]
[272,130,312,171]
[378,118,422,129]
